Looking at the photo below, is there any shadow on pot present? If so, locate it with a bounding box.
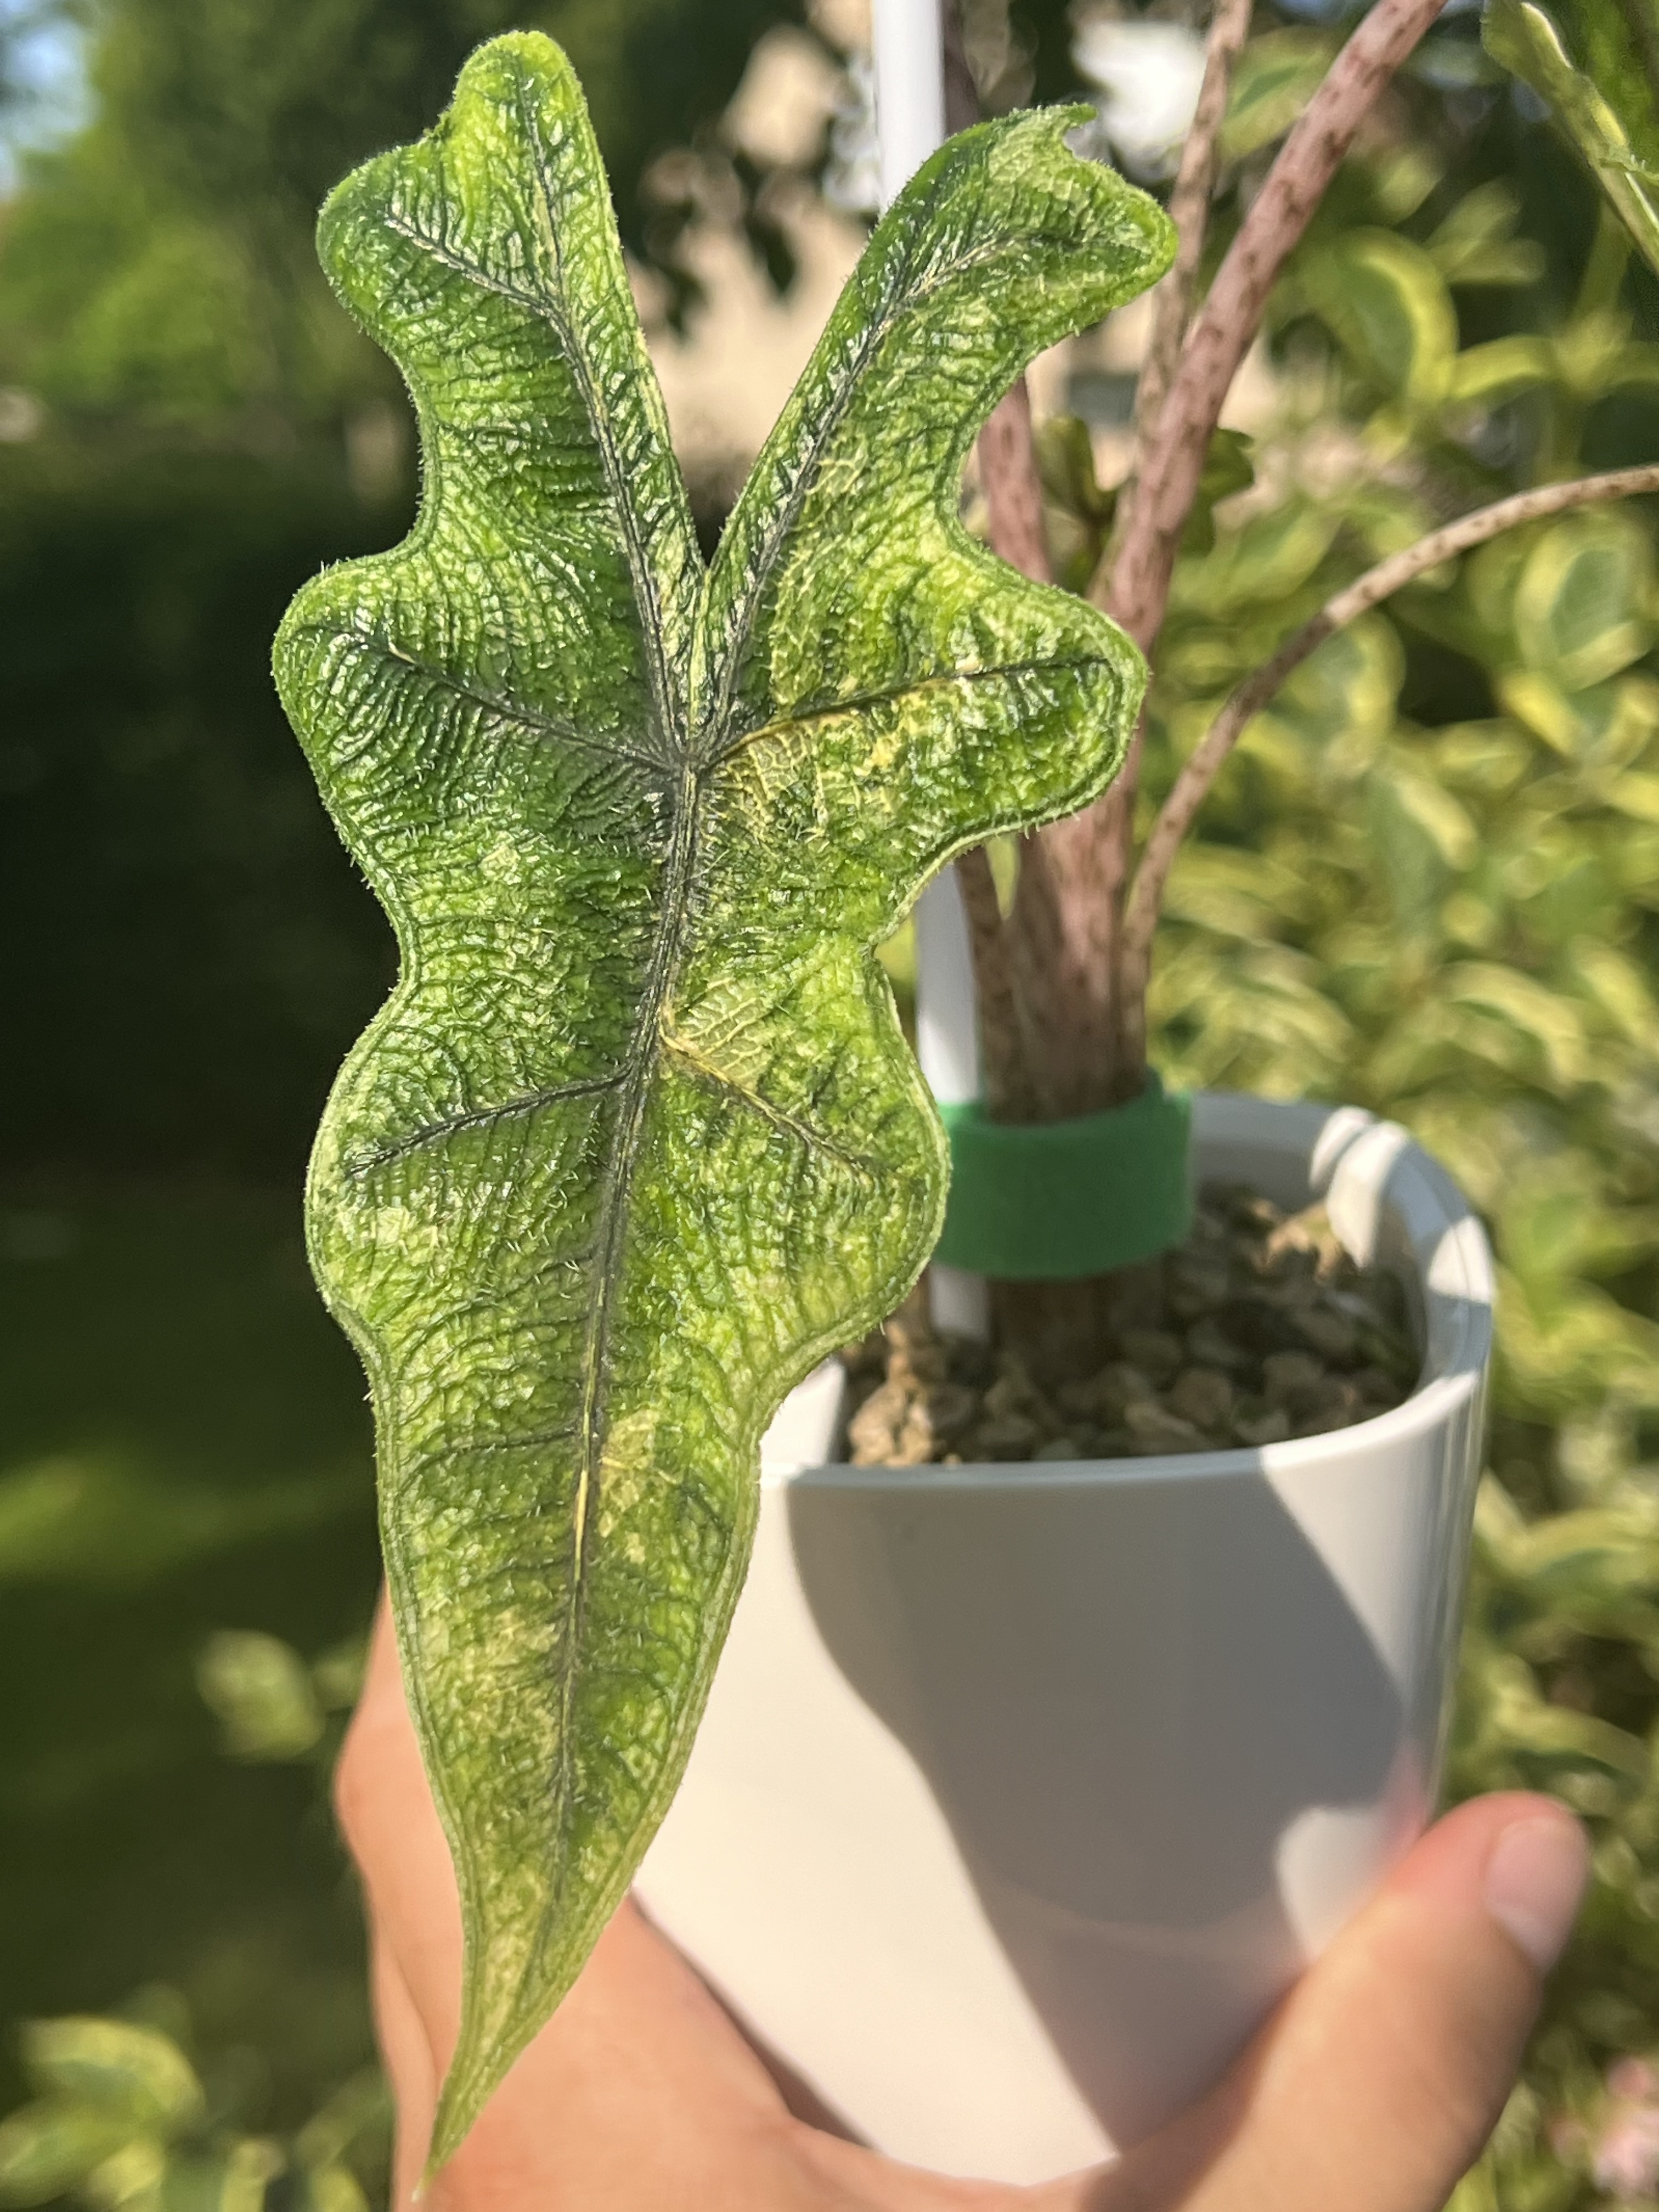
[790,1464,1412,2147]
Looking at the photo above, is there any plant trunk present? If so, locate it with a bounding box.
[941,1,1141,1371]
[936,0,1452,1376]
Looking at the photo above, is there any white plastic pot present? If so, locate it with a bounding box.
[635,1093,1494,2186]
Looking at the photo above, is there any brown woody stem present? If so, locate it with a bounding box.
[1078,0,1253,1107]
[1119,0,1255,538]
[953,844,1032,1119]
[944,0,1051,1121]
[1115,461,1659,1069]
[1105,0,1452,655]
[980,379,1053,587]
[1093,0,1449,1090]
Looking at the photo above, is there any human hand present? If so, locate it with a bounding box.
[337,1596,1589,2212]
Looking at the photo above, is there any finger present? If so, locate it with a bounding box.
[370,1928,439,2212]
[1088,1792,1588,2212]
[336,1596,834,2207]
[334,1596,467,2057]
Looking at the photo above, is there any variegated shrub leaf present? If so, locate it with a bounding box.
[273,31,1171,2161]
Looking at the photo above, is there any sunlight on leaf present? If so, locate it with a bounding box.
[1516,513,1655,691]
[1221,29,1338,162]
[0,2109,138,2209]
[273,31,1172,2163]
[195,1632,326,1763]
[1302,231,1459,406]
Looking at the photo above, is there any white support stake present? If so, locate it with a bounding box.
[873,0,991,1341]
[912,877,990,1338]
[873,0,945,209]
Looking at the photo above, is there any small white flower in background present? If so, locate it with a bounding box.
[1591,2057,1659,2200]
[1070,14,1205,180]
[0,387,42,443]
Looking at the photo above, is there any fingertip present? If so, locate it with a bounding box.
[1485,1811,1591,1976]
[1390,1792,1589,1977]
[1144,1797,1587,2212]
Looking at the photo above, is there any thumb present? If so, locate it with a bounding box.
[1101,1793,1588,2212]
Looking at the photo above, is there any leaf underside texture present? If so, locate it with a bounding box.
[273,31,1171,2164]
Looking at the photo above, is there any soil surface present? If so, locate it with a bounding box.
[841,1186,1420,1466]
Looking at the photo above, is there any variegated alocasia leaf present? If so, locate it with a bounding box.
[274,30,1171,2163]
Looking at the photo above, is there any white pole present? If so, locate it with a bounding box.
[872,0,991,1342]
[873,0,945,208]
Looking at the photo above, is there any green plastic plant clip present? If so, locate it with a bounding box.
[934,1074,1193,1280]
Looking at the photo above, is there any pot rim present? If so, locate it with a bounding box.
[764,1090,1493,1496]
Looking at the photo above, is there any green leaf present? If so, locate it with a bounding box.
[1484,0,1659,276]
[1498,668,1585,754]
[1515,512,1655,691]
[1302,232,1460,405]
[1446,963,1590,1090]
[1221,29,1339,162]
[195,1631,325,1761]
[1444,333,1554,407]
[86,2139,167,2212]
[20,2022,204,2136]
[1500,1154,1651,1284]
[1032,412,1111,523]
[1429,719,1536,797]
[1498,1264,1659,1409]
[160,2142,284,2212]
[1425,180,1547,287]
[1179,428,1256,556]
[1610,769,1659,821]
[293,2168,368,2212]
[1169,501,1339,618]
[1551,0,1659,168]
[292,2072,389,2180]
[1369,143,1444,224]
[1368,764,1479,932]
[273,32,1171,2165]
[0,2108,139,2209]
[1274,618,1404,758]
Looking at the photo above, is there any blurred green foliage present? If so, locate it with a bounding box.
[0,1187,380,2155]
[0,2017,387,2212]
[0,2013,386,2212]
[0,1605,380,2212]
[0,0,820,426]
[0,1605,379,2212]
[196,1628,364,1767]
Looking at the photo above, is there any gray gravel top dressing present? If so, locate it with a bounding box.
[842,1186,1420,1466]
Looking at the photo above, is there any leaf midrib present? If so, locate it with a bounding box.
[365,97,1090,2010]
[495,58,712,1978]
[697,227,1015,752]
[377,194,682,762]
[703,653,1113,769]
[377,79,708,2004]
